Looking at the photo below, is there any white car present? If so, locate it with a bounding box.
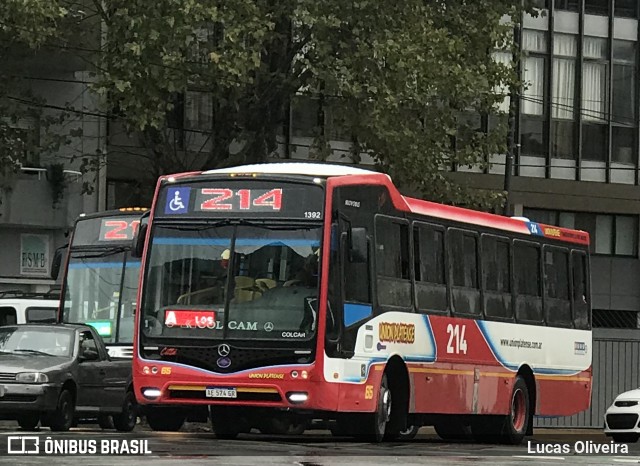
[604,388,640,443]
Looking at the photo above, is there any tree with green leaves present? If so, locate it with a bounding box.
[4,0,531,207]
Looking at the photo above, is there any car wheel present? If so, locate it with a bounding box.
[145,407,185,432]
[398,424,420,440]
[98,415,113,429]
[113,391,138,432]
[17,413,40,431]
[49,390,75,432]
[612,433,640,443]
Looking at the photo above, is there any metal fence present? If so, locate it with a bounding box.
[534,329,640,429]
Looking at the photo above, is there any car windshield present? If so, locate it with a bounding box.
[0,327,74,357]
[142,224,321,341]
[62,250,139,344]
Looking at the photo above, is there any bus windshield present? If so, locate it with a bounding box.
[62,250,140,344]
[141,224,320,341]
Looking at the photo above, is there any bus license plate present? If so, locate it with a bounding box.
[205,387,237,399]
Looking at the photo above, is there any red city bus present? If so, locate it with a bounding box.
[132,163,592,442]
[57,208,147,358]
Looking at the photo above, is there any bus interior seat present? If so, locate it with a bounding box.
[255,278,277,291]
[283,279,302,287]
[233,288,262,303]
[177,286,221,304]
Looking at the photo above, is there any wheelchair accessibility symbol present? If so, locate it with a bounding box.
[164,187,190,214]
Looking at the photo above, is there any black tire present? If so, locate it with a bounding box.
[612,433,640,443]
[98,415,113,429]
[17,413,40,430]
[288,421,307,436]
[330,416,352,437]
[145,407,185,432]
[501,376,530,445]
[358,374,392,442]
[259,418,307,435]
[49,390,75,432]
[398,424,420,440]
[210,406,244,440]
[435,419,473,441]
[113,391,138,432]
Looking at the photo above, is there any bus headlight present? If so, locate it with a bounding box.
[286,392,308,404]
[142,388,162,399]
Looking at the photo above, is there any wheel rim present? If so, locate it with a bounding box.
[400,425,415,436]
[377,383,391,434]
[511,388,526,432]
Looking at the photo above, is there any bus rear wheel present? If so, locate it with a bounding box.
[502,376,530,445]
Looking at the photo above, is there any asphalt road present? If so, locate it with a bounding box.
[0,421,638,465]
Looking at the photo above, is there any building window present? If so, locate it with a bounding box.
[555,0,579,11]
[522,31,547,116]
[524,209,638,257]
[612,40,636,166]
[612,126,634,164]
[521,30,548,158]
[585,0,609,15]
[185,91,213,131]
[582,37,608,123]
[614,0,636,17]
[551,34,577,160]
[593,214,637,256]
[291,95,319,138]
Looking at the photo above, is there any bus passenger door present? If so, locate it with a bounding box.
[326,217,372,357]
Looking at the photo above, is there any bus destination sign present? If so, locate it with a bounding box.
[72,215,142,246]
[159,181,324,219]
[98,218,140,241]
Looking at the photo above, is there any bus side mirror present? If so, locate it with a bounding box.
[132,223,148,258]
[349,227,367,263]
[50,245,67,280]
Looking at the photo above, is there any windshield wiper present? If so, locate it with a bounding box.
[12,349,54,356]
[74,246,127,259]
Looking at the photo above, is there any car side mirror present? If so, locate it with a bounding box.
[79,348,99,361]
[51,245,67,280]
[132,223,148,258]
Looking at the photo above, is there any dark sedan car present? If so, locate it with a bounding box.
[0,324,136,431]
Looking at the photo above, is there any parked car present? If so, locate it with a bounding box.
[604,388,640,443]
[0,290,59,326]
[0,323,137,431]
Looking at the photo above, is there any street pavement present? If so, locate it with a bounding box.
[0,420,638,465]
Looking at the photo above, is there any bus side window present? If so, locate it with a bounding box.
[414,223,447,314]
[543,246,572,327]
[513,241,543,323]
[572,251,590,330]
[448,228,480,317]
[481,235,513,320]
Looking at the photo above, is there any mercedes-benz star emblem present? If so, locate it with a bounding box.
[264,322,274,332]
[218,344,231,357]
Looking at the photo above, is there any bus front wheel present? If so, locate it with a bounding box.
[145,407,185,432]
[361,374,392,442]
